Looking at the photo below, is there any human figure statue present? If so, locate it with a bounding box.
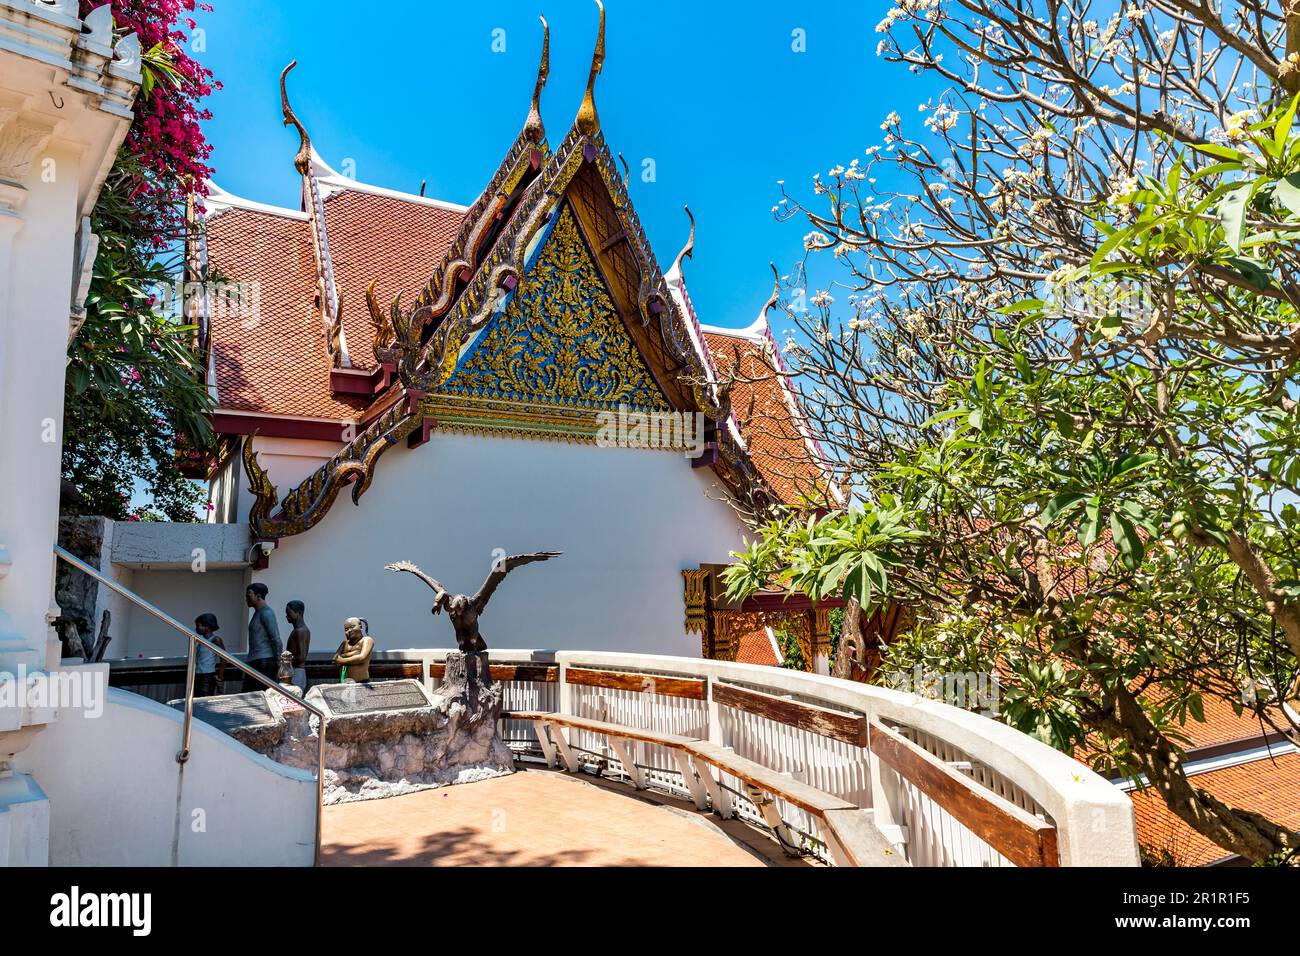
[385,551,561,685]
[286,600,311,690]
[193,613,226,698]
[333,617,374,683]
[243,583,282,692]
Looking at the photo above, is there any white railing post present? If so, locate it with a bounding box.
[867,721,907,857]
[704,671,722,746]
[557,654,572,717]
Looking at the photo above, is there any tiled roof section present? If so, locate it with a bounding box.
[206,206,366,421]
[204,190,466,421]
[1130,750,1300,865]
[322,190,465,373]
[702,331,830,507]
[1173,695,1286,751]
[735,627,779,667]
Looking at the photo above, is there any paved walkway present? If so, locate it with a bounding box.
[322,766,810,867]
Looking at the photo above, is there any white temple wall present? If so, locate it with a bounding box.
[0,138,81,673]
[114,569,249,659]
[256,430,747,657]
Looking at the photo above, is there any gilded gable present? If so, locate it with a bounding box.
[441,203,670,415]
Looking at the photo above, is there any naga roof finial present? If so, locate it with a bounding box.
[575,0,605,136]
[671,205,695,276]
[761,263,781,317]
[524,16,551,144]
[280,60,312,177]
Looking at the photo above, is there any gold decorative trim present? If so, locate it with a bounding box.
[244,402,420,540]
[443,203,670,414]
[524,15,550,145]
[682,568,709,638]
[575,0,605,136]
[812,606,832,655]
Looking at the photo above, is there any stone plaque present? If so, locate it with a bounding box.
[316,679,430,717]
[170,692,278,735]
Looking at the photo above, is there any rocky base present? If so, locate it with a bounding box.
[245,654,514,804]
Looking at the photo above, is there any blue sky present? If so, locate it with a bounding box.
[195,0,929,330]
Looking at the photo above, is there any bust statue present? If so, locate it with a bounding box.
[333,617,374,683]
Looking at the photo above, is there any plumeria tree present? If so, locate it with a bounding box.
[727,0,1300,863]
[63,0,218,521]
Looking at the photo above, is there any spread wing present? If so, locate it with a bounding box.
[473,551,562,613]
[385,560,450,611]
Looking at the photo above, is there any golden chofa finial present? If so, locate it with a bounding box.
[672,205,695,275]
[280,60,312,177]
[575,0,605,136]
[524,16,551,143]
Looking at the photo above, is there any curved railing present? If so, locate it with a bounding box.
[102,642,1140,866]
[376,647,1137,867]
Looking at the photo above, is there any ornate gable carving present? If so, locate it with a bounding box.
[441,203,669,417]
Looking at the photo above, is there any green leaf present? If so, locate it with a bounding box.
[1190,142,1247,162]
[1042,492,1087,525]
[1217,185,1249,254]
[1110,510,1144,572]
[1079,499,1102,548]
[1274,94,1300,156]
[997,298,1046,315]
[1274,173,1300,218]
[1111,453,1157,479]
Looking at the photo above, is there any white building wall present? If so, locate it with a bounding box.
[116,569,248,658]
[256,430,747,658]
[0,137,81,673]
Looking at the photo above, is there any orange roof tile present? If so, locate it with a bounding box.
[735,627,779,667]
[703,331,831,507]
[323,190,465,374]
[1130,749,1300,865]
[204,190,465,422]
[1174,695,1285,751]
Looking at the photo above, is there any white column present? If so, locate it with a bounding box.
[0,144,72,672]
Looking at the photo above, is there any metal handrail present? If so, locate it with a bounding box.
[53,545,327,866]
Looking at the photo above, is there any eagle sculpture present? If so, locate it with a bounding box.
[385,552,562,653]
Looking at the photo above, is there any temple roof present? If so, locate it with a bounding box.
[200,6,837,544]
[206,188,465,421]
[1131,747,1300,866]
[703,328,835,508]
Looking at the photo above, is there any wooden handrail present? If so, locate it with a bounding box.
[564,667,704,700]
[869,719,1060,867]
[712,681,868,747]
[430,662,558,683]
